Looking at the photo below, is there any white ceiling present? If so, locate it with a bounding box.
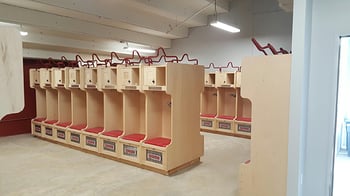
[0,0,293,56]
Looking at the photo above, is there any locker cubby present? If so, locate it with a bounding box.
[99,90,124,157]
[66,88,87,147]
[204,72,216,87]
[29,69,40,88]
[82,90,104,152]
[31,88,47,137]
[118,90,146,164]
[200,87,218,130]
[140,63,204,172]
[53,88,72,143]
[235,90,252,136]
[41,80,59,140]
[117,65,141,90]
[68,67,85,89]
[216,88,237,133]
[39,68,53,88]
[100,67,118,89]
[144,91,171,142]
[84,67,98,89]
[52,68,66,88]
[141,91,171,170]
[143,65,166,91]
[215,71,235,88]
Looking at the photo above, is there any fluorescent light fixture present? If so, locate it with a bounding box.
[20,31,28,36]
[210,21,240,33]
[124,47,155,54]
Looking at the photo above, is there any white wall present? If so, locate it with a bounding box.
[166,0,293,69]
[289,0,350,196]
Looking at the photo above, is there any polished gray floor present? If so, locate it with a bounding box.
[0,133,250,196]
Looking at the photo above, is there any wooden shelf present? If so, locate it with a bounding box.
[118,65,141,90]
[143,65,166,91]
[204,72,216,87]
[30,63,204,175]
[68,67,85,89]
[200,70,251,137]
[140,63,204,171]
[99,67,118,89]
[84,67,98,89]
[215,72,235,88]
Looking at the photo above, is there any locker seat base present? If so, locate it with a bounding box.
[56,122,71,127]
[236,117,252,122]
[122,133,145,142]
[144,137,171,147]
[217,115,235,120]
[33,117,46,122]
[44,120,58,124]
[200,113,216,118]
[85,127,104,134]
[70,124,87,130]
[102,130,123,138]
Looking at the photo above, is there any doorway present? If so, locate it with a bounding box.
[333,36,350,196]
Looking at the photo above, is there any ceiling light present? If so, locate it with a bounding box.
[124,47,155,54]
[20,31,28,36]
[210,21,240,33]
[210,0,240,33]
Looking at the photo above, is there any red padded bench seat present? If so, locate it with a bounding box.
[144,137,171,147]
[200,113,216,118]
[44,120,58,124]
[235,117,252,122]
[33,117,46,122]
[69,124,87,130]
[85,127,104,134]
[122,133,145,142]
[56,122,71,127]
[217,115,235,120]
[102,130,123,138]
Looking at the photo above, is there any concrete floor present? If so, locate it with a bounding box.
[0,133,250,196]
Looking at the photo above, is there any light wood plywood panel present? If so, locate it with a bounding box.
[239,54,291,196]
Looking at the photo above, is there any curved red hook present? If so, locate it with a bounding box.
[110,52,127,66]
[144,47,178,65]
[176,53,198,65]
[123,50,146,66]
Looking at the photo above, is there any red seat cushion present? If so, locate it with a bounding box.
[85,127,104,134]
[56,122,71,127]
[44,119,58,124]
[70,124,87,130]
[236,117,252,122]
[217,115,235,120]
[144,137,171,147]
[122,133,145,142]
[200,113,216,118]
[102,130,123,138]
[33,117,46,122]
